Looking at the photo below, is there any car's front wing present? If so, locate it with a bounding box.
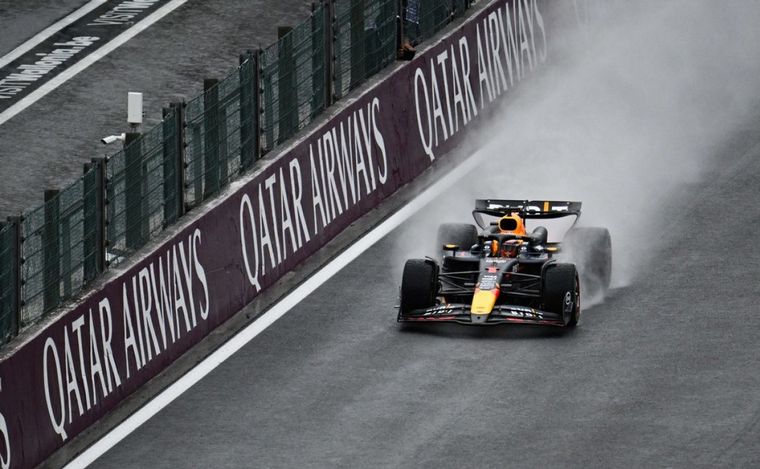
[397,304,566,326]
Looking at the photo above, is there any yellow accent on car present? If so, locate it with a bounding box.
[471,288,498,314]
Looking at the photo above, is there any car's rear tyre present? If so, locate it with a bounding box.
[543,263,581,327]
[436,223,478,253]
[400,259,439,315]
[563,227,611,299]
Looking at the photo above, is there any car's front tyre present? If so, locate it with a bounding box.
[400,259,439,316]
[543,263,581,327]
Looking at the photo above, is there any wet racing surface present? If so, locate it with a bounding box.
[95,121,760,467]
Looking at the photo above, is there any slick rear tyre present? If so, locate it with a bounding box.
[564,227,612,298]
[436,223,478,252]
[400,259,438,315]
[543,263,581,327]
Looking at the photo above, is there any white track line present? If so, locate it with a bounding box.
[0,0,107,69]
[0,0,190,127]
[64,149,488,469]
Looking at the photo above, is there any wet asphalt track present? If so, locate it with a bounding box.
[0,0,312,216]
[92,115,760,467]
[0,0,88,56]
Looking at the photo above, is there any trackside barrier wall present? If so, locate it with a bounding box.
[0,0,582,467]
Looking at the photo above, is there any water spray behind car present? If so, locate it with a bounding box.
[393,0,760,310]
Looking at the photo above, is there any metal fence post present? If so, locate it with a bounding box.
[60,196,71,299]
[311,3,323,116]
[262,49,274,154]
[163,102,185,224]
[10,217,21,337]
[218,92,229,188]
[397,0,404,55]
[239,50,257,171]
[277,26,296,144]
[95,158,107,271]
[83,161,96,280]
[350,0,366,88]
[43,189,60,312]
[125,132,145,249]
[252,50,261,163]
[324,0,334,107]
[176,101,187,217]
[84,158,107,275]
[0,221,7,343]
[0,217,21,343]
[190,119,203,206]
[203,78,220,197]
[455,0,466,17]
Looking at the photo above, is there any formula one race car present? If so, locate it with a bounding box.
[397,199,611,327]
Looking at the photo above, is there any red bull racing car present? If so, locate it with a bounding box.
[397,199,611,327]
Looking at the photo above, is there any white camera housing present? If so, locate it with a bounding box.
[101,133,126,145]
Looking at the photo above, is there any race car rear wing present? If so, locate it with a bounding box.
[473,199,582,219]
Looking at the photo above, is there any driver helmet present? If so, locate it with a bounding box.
[498,212,526,236]
[501,239,522,258]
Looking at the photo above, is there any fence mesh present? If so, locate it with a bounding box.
[1,0,474,346]
[21,170,99,321]
[260,3,326,152]
[0,223,17,344]
[403,0,468,45]
[333,0,398,100]
[106,115,179,264]
[185,60,255,207]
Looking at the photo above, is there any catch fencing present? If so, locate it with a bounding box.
[260,3,327,152]
[0,0,472,346]
[333,0,398,99]
[405,0,470,44]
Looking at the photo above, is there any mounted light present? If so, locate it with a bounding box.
[100,133,125,145]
